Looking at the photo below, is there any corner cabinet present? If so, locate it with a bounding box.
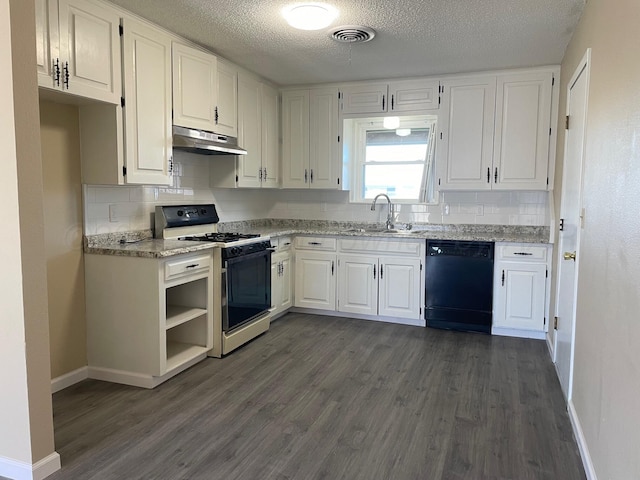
[36,0,121,104]
[437,69,555,191]
[281,88,341,189]
[85,251,214,389]
[492,243,551,339]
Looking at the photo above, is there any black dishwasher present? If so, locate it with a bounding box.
[425,240,494,333]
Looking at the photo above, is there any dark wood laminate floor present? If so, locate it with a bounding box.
[48,313,585,480]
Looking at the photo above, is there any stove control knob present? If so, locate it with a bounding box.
[200,208,207,215]
[177,210,184,217]
[230,247,241,256]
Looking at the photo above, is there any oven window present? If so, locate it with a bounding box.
[225,251,271,331]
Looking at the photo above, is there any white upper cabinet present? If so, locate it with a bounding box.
[282,87,340,189]
[437,76,497,190]
[261,83,279,188]
[215,60,238,137]
[437,70,555,191]
[172,42,218,132]
[122,17,173,185]
[493,71,553,190]
[340,79,440,114]
[36,0,121,104]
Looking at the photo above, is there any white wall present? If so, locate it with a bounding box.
[554,0,640,478]
[84,153,549,233]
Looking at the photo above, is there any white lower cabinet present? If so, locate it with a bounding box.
[294,251,337,311]
[271,250,292,317]
[337,254,422,320]
[85,251,213,388]
[493,243,551,338]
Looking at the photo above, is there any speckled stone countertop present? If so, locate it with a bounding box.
[222,220,551,244]
[84,230,218,258]
[84,221,551,258]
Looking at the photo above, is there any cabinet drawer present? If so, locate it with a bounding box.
[294,236,337,251]
[498,244,548,262]
[339,238,422,256]
[274,236,293,252]
[164,253,211,280]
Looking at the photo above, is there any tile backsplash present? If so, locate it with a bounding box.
[83,154,550,234]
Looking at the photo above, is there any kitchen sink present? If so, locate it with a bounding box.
[343,228,417,234]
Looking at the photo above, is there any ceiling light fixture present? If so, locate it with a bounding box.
[282,3,339,31]
[396,128,412,137]
[383,117,400,129]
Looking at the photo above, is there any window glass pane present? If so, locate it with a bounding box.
[363,164,425,200]
[365,129,428,163]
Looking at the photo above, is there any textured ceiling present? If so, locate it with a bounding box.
[108,0,585,86]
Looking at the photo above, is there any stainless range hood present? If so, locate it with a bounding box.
[172,125,247,155]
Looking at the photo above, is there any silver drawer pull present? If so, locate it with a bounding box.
[514,252,533,256]
[185,264,200,268]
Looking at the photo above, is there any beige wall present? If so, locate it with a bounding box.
[554,0,640,478]
[0,0,57,468]
[40,101,87,378]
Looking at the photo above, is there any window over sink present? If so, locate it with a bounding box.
[343,114,438,204]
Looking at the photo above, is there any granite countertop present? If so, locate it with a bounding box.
[84,230,218,258]
[84,222,551,258]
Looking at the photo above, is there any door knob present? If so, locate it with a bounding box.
[563,251,576,261]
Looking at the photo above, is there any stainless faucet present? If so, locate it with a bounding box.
[371,193,395,230]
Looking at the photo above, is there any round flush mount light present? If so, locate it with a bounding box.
[395,128,412,137]
[282,3,339,31]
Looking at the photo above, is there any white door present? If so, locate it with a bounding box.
[270,257,281,311]
[215,60,238,137]
[236,74,262,188]
[493,72,553,190]
[494,262,547,331]
[122,18,172,185]
[340,84,388,114]
[309,87,339,189]
[35,0,57,87]
[281,89,310,188]
[261,83,279,188]
[58,0,121,104]
[438,76,496,190]
[378,257,421,320]
[294,252,336,310]
[172,43,217,132]
[337,255,378,316]
[555,50,590,400]
[280,255,292,311]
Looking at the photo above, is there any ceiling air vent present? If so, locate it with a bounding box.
[329,25,376,44]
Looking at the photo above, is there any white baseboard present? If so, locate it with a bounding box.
[568,400,598,480]
[491,326,546,340]
[51,366,88,393]
[0,452,61,480]
[291,307,426,327]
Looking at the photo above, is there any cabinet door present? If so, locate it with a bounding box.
[172,42,217,132]
[237,74,262,188]
[36,0,58,88]
[494,262,546,331]
[340,84,388,114]
[389,79,440,112]
[58,0,121,104]
[261,83,280,188]
[280,255,292,311]
[270,258,281,311]
[337,255,378,316]
[309,87,339,189]
[215,60,238,137]
[294,252,336,311]
[438,76,496,190]
[281,89,310,188]
[122,18,172,185]
[378,257,421,320]
[493,72,553,190]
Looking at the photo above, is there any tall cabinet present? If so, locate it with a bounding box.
[281,87,340,189]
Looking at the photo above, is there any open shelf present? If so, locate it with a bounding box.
[166,341,208,372]
[165,305,207,330]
